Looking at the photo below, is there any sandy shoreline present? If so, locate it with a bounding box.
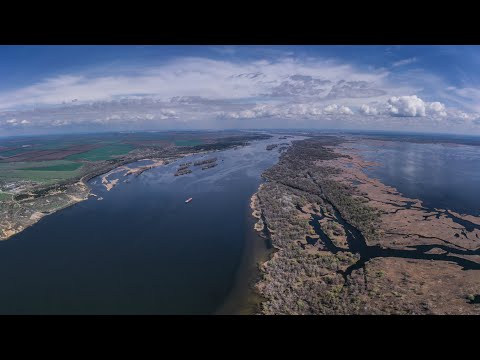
[250,186,265,232]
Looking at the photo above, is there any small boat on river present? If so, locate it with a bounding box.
[185,197,193,203]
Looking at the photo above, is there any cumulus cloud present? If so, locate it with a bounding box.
[359,104,378,116]
[387,95,427,117]
[323,104,354,115]
[220,104,281,119]
[386,95,448,118]
[219,102,354,120]
[428,102,447,117]
[2,118,31,127]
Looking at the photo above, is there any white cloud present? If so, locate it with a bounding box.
[0,56,392,111]
[447,109,478,121]
[428,102,447,117]
[386,95,449,118]
[387,95,427,117]
[219,102,354,120]
[326,80,386,99]
[392,57,418,67]
[2,118,31,127]
[0,53,479,134]
[323,104,354,115]
[359,104,378,115]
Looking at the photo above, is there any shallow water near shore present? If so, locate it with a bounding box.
[349,138,480,216]
[0,135,301,314]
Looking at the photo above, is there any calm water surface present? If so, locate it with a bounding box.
[0,135,300,314]
[350,139,480,216]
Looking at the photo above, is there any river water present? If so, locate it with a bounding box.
[0,134,300,314]
[348,138,480,216]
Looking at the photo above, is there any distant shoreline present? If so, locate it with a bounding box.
[0,138,259,241]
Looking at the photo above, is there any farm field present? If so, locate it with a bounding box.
[19,162,84,172]
[0,160,86,185]
[0,130,258,190]
[66,143,135,161]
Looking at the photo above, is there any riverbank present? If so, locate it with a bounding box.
[0,157,171,241]
[250,189,265,232]
[0,180,91,240]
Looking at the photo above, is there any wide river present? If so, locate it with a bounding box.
[0,134,300,314]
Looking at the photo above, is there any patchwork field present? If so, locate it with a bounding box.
[0,130,261,191]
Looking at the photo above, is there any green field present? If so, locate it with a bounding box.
[0,135,123,159]
[7,170,79,184]
[174,140,204,147]
[0,160,85,185]
[66,144,134,161]
[20,162,83,172]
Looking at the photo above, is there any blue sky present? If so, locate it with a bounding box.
[0,45,479,135]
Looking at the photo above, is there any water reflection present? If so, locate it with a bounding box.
[351,140,480,216]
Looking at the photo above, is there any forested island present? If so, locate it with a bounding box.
[194,157,217,166]
[201,163,217,170]
[174,162,193,176]
[174,168,192,176]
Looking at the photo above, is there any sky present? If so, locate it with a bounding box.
[1,45,480,136]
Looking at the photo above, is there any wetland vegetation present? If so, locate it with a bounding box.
[253,136,480,314]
